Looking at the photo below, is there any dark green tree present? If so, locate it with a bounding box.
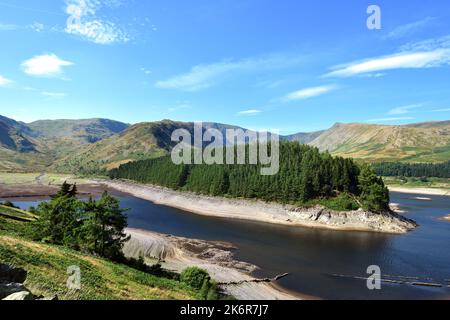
[358,165,390,212]
[82,192,130,260]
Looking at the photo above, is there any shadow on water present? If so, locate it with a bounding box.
[11,191,450,300]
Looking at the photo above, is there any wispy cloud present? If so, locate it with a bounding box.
[429,108,450,112]
[282,85,337,102]
[140,67,152,75]
[383,17,436,40]
[0,22,46,32]
[325,35,450,77]
[326,50,450,77]
[0,23,18,31]
[167,101,191,113]
[0,75,13,87]
[388,103,424,115]
[238,109,262,115]
[41,91,67,98]
[155,54,304,92]
[368,117,415,123]
[22,54,73,77]
[65,0,129,45]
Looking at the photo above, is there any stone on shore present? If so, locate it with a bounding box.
[2,291,34,300]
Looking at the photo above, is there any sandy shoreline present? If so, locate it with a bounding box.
[124,228,308,300]
[99,179,416,234]
[388,186,450,196]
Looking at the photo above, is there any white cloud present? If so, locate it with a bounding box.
[368,117,414,123]
[325,49,450,77]
[383,17,436,40]
[388,103,424,115]
[65,0,129,45]
[282,85,337,102]
[41,91,67,98]
[238,109,262,115]
[0,75,13,87]
[155,54,304,91]
[22,54,73,77]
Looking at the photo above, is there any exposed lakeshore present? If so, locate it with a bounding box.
[388,186,450,196]
[99,179,417,234]
[124,228,306,300]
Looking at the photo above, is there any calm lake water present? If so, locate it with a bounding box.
[12,192,450,300]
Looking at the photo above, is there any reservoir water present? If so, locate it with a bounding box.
[13,192,450,300]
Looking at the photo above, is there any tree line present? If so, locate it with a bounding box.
[109,142,390,212]
[373,161,450,178]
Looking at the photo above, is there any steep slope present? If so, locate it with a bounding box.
[27,118,129,142]
[0,116,129,172]
[282,131,325,144]
[0,116,49,172]
[53,120,255,173]
[309,121,450,162]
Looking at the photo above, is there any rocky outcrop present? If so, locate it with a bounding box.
[288,206,418,234]
[3,291,34,300]
[0,264,27,284]
[0,263,58,301]
[0,264,29,300]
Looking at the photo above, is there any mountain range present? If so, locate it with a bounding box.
[0,114,449,173]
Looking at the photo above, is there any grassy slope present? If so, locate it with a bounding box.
[0,205,38,221]
[310,122,450,163]
[0,117,129,173]
[0,215,200,300]
[0,172,89,185]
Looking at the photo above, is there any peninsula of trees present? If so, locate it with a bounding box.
[110,142,390,213]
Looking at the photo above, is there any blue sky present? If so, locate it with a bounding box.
[0,0,450,133]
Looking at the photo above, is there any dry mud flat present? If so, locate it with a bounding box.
[123,228,307,300]
[0,183,119,200]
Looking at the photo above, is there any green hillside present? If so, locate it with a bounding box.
[0,219,199,300]
[309,121,450,163]
[0,116,129,172]
[53,120,254,174]
[1,114,449,173]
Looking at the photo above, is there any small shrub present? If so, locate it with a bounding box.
[180,267,210,290]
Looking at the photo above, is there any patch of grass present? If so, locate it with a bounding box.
[303,193,360,212]
[0,204,38,222]
[0,172,89,185]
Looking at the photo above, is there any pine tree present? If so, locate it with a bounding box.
[83,192,130,260]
